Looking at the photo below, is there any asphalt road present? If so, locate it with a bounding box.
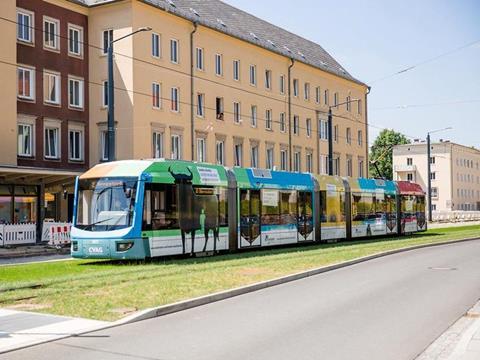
[0,254,71,266]
[3,240,480,360]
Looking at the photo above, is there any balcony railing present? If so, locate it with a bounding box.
[394,164,417,172]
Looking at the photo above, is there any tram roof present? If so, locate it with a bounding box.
[346,177,397,195]
[312,174,346,192]
[232,168,314,190]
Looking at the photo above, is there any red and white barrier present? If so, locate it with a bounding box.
[48,223,71,246]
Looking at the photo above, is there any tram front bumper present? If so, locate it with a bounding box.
[71,238,148,260]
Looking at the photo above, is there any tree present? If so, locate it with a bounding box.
[369,129,410,180]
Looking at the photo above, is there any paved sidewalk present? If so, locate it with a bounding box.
[0,309,108,354]
[0,244,69,260]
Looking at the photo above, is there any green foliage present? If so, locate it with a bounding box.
[370,129,410,179]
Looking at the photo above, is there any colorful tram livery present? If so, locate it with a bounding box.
[71,160,426,260]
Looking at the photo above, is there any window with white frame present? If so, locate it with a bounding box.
[102,80,108,107]
[234,143,243,167]
[197,93,204,117]
[216,97,224,120]
[304,83,310,101]
[196,47,204,70]
[358,130,363,146]
[68,127,83,161]
[171,87,179,112]
[346,96,351,111]
[170,39,179,63]
[265,70,272,90]
[68,77,84,109]
[233,102,241,123]
[44,71,60,105]
[306,153,313,173]
[171,134,181,159]
[346,156,352,177]
[306,118,312,137]
[102,29,113,54]
[430,172,436,180]
[44,17,59,50]
[407,173,413,181]
[250,105,257,127]
[293,115,299,135]
[152,83,161,109]
[152,33,160,58]
[215,54,223,76]
[334,125,339,143]
[333,156,340,176]
[315,86,321,104]
[358,157,364,178]
[249,65,256,85]
[357,99,362,115]
[17,9,33,43]
[251,145,259,168]
[324,89,329,105]
[233,60,240,81]
[17,66,35,100]
[319,119,328,140]
[334,92,339,107]
[266,109,272,130]
[197,138,206,162]
[100,130,108,161]
[431,187,438,198]
[279,75,285,94]
[266,148,274,170]
[320,155,328,175]
[17,123,33,157]
[346,127,351,144]
[294,151,301,172]
[216,140,225,165]
[153,131,163,158]
[293,79,299,97]
[280,149,287,171]
[280,112,286,132]
[44,125,60,159]
[68,25,83,56]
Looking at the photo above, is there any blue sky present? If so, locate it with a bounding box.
[224,0,480,147]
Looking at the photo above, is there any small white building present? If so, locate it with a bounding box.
[393,140,480,212]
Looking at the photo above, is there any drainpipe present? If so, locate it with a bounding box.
[190,22,198,161]
[287,58,295,170]
[365,85,371,178]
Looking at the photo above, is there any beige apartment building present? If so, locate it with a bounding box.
[393,141,480,212]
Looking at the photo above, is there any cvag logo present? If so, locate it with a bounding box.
[88,247,104,254]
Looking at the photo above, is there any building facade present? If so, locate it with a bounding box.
[393,141,480,212]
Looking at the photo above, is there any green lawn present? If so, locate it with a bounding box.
[1,225,479,321]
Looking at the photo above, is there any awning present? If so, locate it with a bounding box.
[0,166,82,190]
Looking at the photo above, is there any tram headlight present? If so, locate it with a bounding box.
[72,241,78,252]
[116,241,134,252]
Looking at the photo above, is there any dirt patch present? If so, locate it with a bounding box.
[6,302,52,311]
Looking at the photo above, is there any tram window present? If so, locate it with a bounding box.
[417,196,426,213]
[142,184,179,230]
[352,193,374,221]
[280,191,297,225]
[321,190,344,223]
[193,186,228,227]
[261,189,280,225]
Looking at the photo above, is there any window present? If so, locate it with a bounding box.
[251,105,257,127]
[233,102,241,123]
[407,158,413,166]
[17,9,33,43]
[293,79,299,97]
[17,67,35,100]
[357,130,363,146]
[294,151,301,172]
[251,145,259,168]
[216,140,225,165]
[44,17,59,50]
[44,126,59,159]
[195,47,204,70]
[266,148,274,169]
[346,96,351,112]
[279,75,285,94]
[68,25,83,56]
[430,156,436,164]
[152,83,161,109]
[304,83,310,101]
[320,155,329,175]
[334,92,339,108]
[306,153,313,173]
[197,93,204,117]
[197,138,206,162]
[357,99,362,115]
[44,71,60,105]
[431,187,438,198]
[266,109,272,130]
[171,134,181,160]
[215,54,223,76]
[430,172,436,180]
[18,124,33,157]
[333,156,340,176]
[319,120,328,140]
[233,60,240,81]
[315,87,321,104]
[324,89,329,105]
[432,204,437,211]
[102,29,113,54]
[170,39,179,63]
[407,173,413,181]
[100,130,108,161]
[171,87,179,112]
[346,156,352,177]
[280,150,288,171]
[280,112,286,132]
[216,97,224,120]
[69,77,84,109]
[358,158,364,177]
[152,33,160,58]
[306,118,312,137]
[234,143,243,167]
[102,80,109,107]
[69,128,83,161]
[153,132,163,158]
[334,125,339,143]
[293,115,299,135]
[346,128,351,144]
[265,70,272,90]
[249,65,257,85]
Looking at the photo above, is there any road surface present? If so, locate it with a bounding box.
[3,240,480,360]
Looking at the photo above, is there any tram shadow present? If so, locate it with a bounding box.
[80,231,445,267]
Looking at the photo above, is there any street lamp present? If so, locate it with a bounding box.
[426,127,452,222]
[327,99,360,175]
[107,27,152,162]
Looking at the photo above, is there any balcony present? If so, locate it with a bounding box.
[394,164,417,172]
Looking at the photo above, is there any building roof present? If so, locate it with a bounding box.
[71,0,366,86]
[394,141,480,156]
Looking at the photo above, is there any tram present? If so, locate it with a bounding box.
[71,159,426,260]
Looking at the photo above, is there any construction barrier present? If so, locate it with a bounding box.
[47,223,72,246]
[0,223,37,246]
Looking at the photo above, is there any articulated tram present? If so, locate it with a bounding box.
[71,159,426,260]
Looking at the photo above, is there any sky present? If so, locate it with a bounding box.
[224,0,480,147]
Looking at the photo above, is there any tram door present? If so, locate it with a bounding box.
[239,189,261,246]
[298,191,314,242]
